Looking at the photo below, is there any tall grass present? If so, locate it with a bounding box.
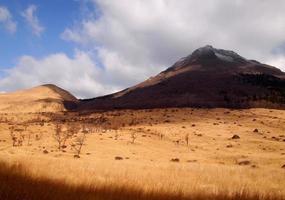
[0,161,283,200]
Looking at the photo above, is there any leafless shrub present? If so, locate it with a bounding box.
[53,124,69,150]
[27,131,32,146]
[9,126,17,147]
[159,133,164,140]
[71,126,87,158]
[67,123,81,138]
[9,126,26,147]
[130,132,137,144]
[185,133,189,146]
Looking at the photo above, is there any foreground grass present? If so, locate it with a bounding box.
[0,161,283,200]
[1,108,284,200]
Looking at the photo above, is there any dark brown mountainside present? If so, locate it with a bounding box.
[79,45,285,110]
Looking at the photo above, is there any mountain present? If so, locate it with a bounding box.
[0,84,78,113]
[79,45,285,110]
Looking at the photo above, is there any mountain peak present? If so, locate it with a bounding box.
[190,45,216,60]
[194,44,214,51]
[195,45,214,51]
[79,46,285,110]
[173,45,249,69]
[41,83,59,89]
[34,84,78,102]
[0,84,78,113]
[191,45,248,63]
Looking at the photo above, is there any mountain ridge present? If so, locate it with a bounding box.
[1,45,285,113]
[79,45,285,110]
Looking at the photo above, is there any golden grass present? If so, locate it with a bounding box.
[1,154,284,200]
[0,108,285,199]
[0,162,282,200]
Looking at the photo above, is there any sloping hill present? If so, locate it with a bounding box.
[79,45,285,110]
[0,84,78,113]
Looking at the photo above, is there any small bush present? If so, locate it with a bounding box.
[170,158,180,162]
[115,156,123,160]
[232,135,240,139]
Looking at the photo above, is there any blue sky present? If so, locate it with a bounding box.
[0,0,81,67]
[0,0,285,98]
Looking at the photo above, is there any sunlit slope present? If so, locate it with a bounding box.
[0,84,78,113]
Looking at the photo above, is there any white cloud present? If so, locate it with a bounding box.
[21,5,44,36]
[0,47,158,98]
[0,51,121,98]
[63,0,285,71]
[266,56,285,72]
[97,48,159,86]
[2,1,285,98]
[0,6,17,33]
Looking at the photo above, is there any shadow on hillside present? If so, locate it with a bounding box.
[0,161,282,200]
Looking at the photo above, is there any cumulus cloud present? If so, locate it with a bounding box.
[63,0,285,69]
[0,6,17,33]
[2,0,285,98]
[0,47,159,98]
[0,51,121,98]
[21,5,44,36]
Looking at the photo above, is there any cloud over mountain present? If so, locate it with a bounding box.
[63,0,285,68]
[1,0,285,98]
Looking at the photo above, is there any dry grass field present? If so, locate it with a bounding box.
[0,108,285,200]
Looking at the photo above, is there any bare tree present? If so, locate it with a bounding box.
[9,126,25,147]
[17,130,25,146]
[185,133,189,146]
[9,126,17,147]
[159,133,164,140]
[71,129,87,158]
[14,128,25,146]
[27,132,32,146]
[67,123,81,141]
[53,124,70,150]
[23,124,33,146]
[131,132,137,144]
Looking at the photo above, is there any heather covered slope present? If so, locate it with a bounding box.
[0,84,78,113]
[79,45,285,110]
